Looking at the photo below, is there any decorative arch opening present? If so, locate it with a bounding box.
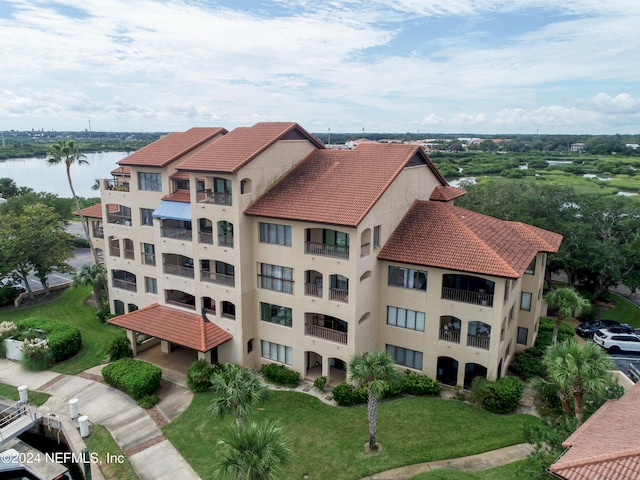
[437,356,459,387]
[464,363,487,389]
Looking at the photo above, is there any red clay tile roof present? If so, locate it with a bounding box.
[177,122,324,174]
[378,201,562,278]
[549,382,640,480]
[118,127,227,168]
[245,144,446,227]
[430,185,467,202]
[162,190,191,203]
[108,303,232,351]
[169,170,190,180]
[74,204,103,219]
[111,165,130,176]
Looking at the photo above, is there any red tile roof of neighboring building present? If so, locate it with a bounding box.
[549,382,640,480]
[378,201,562,278]
[430,185,467,202]
[245,144,446,227]
[162,190,191,203]
[177,122,324,174]
[73,204,103,219]
[169,170,190,180]
[108,303,232,351]
[118,127,227,168]
[111,165,130,176]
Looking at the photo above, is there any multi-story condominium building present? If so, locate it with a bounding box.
[81,122,562,389]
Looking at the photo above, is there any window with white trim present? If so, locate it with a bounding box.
[261,340,292,365]
[138,172,162,191]
[387,306,425,332]
[520,292,532,311]
[388,266,427,290]
[387,344,423,370]
[259,222,292,246]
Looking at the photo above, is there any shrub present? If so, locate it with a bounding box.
[15,318,81,362]
[331,382,368,407]
[108,337,133,362]
[261,363,299,387]
[137,393,160,409]
[96,307,114,323]
[102,358,162,405]
[509,350,545,380]
[468,376,489,406]
[21,338,54,371]
[481,376,523,414]
[400,370,441,396]
[71,236,91,249]
[313,376,327,391]
[0,284,20,307]
[187,359,214,392]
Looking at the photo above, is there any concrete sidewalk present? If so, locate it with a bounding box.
[0,359,200,480]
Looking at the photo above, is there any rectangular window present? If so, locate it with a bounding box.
[387,306,425,332]
[521,292,532,311]
[259,222,292,246]
[138,172,162,191]
[525,257,536,275]
[386,344,423,370]
[145,277,157,294]
[140,208,154,226]
[373,225,381,248]
[260,302,293,327]
[259,263,293,294]
[517,327,529,345]
[142,243,155,266]
[261,340,292,365]
[388,266,427,290]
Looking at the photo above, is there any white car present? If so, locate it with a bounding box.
[593,329,640,353]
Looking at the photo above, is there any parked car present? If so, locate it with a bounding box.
[576,320,633,337]
[593,329,640,353]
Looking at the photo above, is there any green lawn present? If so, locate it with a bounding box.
[600,292,640,328]
[408,458,538,480]
[0,383,50,406]
[164,391,542,480]
[0,286,126,374]
[82,424,138,480]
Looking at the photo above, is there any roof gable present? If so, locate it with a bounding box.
[245,143,446,227]
[378,201,562,278]
[177,122,324,174]
[118,127,226,168]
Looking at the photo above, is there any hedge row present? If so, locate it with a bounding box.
[261,363,299,387]
[102,358,162,406]
[475,376,524,414]
[15,318,81,362]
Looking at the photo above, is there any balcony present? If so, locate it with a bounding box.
[199,231,213,244]
[93,226,104,239]
[201,270,235,287]
[218,234,234,248]
[305,283,322,297]
[305,241,349,259]
[161,226,192,241]
[467,334,490,350]
[104,179,130,192]
[163,263,194,279]
[113,278,137,292]
[329,287,348,303]
[107,213,132,226]
[196,189,232,206]
[305,324,347,345]
[441,287,494,307]
[439,328,461,344]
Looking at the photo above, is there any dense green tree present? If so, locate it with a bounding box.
[544,288,590,346]
[208,363,268,424]
[0,191,74,222]
[215,420,292,480]
[348,350,401,450]
[73,264,108,308]
[0,178,19,199]
[542,340,615,425]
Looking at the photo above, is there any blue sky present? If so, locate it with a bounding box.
[1,0,639,134]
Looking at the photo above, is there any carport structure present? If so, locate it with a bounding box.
[109,303,232,363]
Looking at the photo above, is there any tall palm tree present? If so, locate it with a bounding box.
[215,420,292,480]
[208,363,268,424]
[348,350,402,450]
[72,263,108,308]
[542,339,614,425]
[47,139,98,264]
[544,287,590,346]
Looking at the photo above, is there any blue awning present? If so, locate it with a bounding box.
[152,201,192,221]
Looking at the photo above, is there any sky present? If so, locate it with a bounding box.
[1,0,640,135]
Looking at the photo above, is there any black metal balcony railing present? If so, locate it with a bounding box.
[467,334,490,350]
[305,241,349,259]
[199,231,213,244]
[305,324,347,345]
[196,189,232,206]
[161,226,192,241]
[439,328,461,344]
[107,213,132,226]
[329,287,348,303]
[441,287,494,307]
[113,278,137,292]
[201,271,235,287]
[218,234,234,248]
[163,264,195,279]
[305,283,322,297]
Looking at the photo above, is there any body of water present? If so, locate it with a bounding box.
[0,151,128,198]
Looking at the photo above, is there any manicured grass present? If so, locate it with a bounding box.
[600,292,640,328]
[83,424,138,480]
[408,458,538,479]
[0,286,126,374]
[164,391,542,480]
[0,382,50,406]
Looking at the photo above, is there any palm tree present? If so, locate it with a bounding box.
[72,263,108,308]
[544,287,590,346]
[208,363,268,424]
[47,139,98,264]
[348,350,402,450]
[215,420,292,480]
[542,339,614,425]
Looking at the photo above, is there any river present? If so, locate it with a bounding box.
[0,151,129,198]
